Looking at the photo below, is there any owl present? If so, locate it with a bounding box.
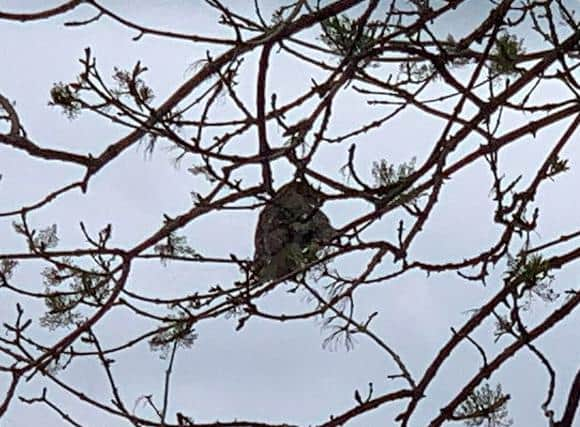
[253,180,334,281]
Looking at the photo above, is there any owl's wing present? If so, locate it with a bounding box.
[254,206,289,261]
[311,210,335,241]
[254,209,269,262]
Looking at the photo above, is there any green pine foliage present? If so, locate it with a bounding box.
[454,383,512,427]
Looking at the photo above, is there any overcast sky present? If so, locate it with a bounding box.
[1,1,579,426]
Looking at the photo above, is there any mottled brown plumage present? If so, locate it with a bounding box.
[253,180,334,281]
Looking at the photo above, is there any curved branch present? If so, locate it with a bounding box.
[0,0,84,21]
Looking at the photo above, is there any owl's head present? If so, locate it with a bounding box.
[274,179,323,209]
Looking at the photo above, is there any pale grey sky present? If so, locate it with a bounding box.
[0,1,579,426]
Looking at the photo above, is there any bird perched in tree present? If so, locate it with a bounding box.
[253,179,335,282]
